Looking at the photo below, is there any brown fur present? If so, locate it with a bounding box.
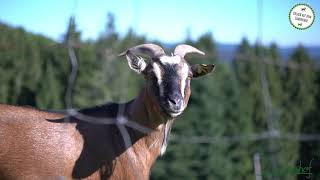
[0,85,189,180]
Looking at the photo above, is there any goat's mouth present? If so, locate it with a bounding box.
[160,104,184,117]
[166,110,183,117]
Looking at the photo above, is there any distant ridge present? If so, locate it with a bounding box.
[162,42,320,61]
[216,43,320,61]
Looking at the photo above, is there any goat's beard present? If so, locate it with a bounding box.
[160,119,174,155]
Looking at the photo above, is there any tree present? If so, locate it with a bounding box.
[283,45,317,180]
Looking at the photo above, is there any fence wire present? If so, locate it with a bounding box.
[62,17,320,150]
[58,0,320,179]
[62,27,320,147]
[62,34,320,179]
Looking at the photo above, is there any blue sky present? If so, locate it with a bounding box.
[0,0,319,46]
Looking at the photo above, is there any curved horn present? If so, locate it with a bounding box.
[119,43,166,58]
[174,44,205,58]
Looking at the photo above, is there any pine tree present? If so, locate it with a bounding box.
[283,45,317,179]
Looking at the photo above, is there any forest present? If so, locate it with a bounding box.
[0,15,319,180]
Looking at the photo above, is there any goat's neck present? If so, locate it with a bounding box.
[127,87,174,157]
[128,87,170,128]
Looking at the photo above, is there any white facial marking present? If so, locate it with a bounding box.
[153,62,164,96]
[159,55,181,65]
[180,63,189,98]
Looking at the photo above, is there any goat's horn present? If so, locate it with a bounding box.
[174,44,205,58]
[118,43,166,58]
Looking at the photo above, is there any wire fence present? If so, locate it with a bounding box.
[63,38,320,144]
[61,27,320,180]
[57,0,320,179]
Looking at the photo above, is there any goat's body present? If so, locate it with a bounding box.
[0,101,164,180]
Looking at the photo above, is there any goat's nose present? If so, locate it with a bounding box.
[168,97,178,105]
[167,94,183,109]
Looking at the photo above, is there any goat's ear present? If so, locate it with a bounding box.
[120,50,147,74]
[191,64,215,78]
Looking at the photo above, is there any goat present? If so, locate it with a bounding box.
[0,44,215,180]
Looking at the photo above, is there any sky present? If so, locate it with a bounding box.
[0,0,319,47]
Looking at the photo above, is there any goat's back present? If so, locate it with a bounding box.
[0,104,83,179]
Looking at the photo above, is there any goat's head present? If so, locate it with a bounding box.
[119,44,215,118]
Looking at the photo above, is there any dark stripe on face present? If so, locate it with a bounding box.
[161,65,181,96]
[152,61,189,104]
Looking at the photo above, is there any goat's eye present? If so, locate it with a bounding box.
[148,72,156,78]
[146,69,153,76]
